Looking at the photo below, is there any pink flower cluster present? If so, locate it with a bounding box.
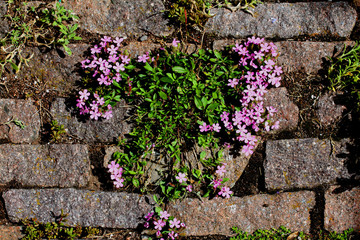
[77,36,129,120]
[200,37,282,157]
[144,210,185,239]
[211,162,233,198]
[175,172,192,192]
[107,160,125,188]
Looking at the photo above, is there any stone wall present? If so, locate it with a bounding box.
[0,0,359,238]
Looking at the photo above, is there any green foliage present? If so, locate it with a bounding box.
[327,41,360,109]
[166,0,262,31]
[230,226,355,240]
[50,120,66,142]
[1,116,25,129]
[0,0,81,75]
[21,209,100,240]
[105,46,242,199]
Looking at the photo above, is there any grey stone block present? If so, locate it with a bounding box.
[0,99,40,143]
[265,138,351,191]
[0,144,90,187]
[168,191,315,236]
[206,2,356,39]
[3,189,153,228]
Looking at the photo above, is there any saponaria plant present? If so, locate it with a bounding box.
[76,36,281,203]
[76,35,282,239]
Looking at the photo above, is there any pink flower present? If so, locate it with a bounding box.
[79,89,90,100]
[199,122,207,132]
[154,219,165,230]
[172,38,180,47]
[212,123,221,132]
[138,54,149,63]
[102,110,113,120]
[241,144,254,156]
[271,121,280,130]
[114,178,124,188]
[121,55,131,64]
[113,62,125,72]
[108,161,119,174]
[108,45,118,55]
[159,211,170,220]
[186,185,193,192]
[227,78,239,88]
[145,212,154,221]
[101,36,112,43]
[114,37,124,47]
[215,164,226,176]
[211,178,222,189]
[90,45,101,54]
[175,172,187,184]
[169,218,181,228]
[273,65,283,76]
[218,186,233,198]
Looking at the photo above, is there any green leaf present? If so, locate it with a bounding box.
[132,178,140,187]
[214,50,222,59]
[9,61,19,71]
[144,62,154,72]
[63,45,72,56]
[125,65,136,70]
[128,170,136,175]
[159,91,167,100]
[194,96,203,110]
[172,66,188,74]
[200,151,206,160]
[201,96,208,107]
[160,76,173,83]
[207,102,218,111]
[155,206,162,214]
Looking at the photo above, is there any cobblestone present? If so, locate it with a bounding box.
[0,99,40,143]
[3,189,153,228]
[62,0,172,38]
[206,2,356,39]
[325,186,360,232]
[213,40,355,74]
[50,98,131,143]
[265,138,351,191]
[168,191,315,236]
[0,144,90,187]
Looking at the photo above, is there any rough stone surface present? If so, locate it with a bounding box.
[50,98,132,143]
[16,44,90,95]
[206,2,356,39]
[0,144,90,187]
[62,0,172,38]
[213,40,355,74]
[265,138,352,191]
[0,226,23,240]
[122,41,161,57]
[168,191,315,236]
[325,186,360,232]
[3,189,153,228]
[0,99,40,143]
[263,87,299,132]
[0,0,9,39]
[276,41,355,74]
[316,92,346,127]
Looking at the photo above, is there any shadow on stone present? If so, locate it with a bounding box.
[88,145,114,191]
[309,187,325,237]
[232,142,265,197]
